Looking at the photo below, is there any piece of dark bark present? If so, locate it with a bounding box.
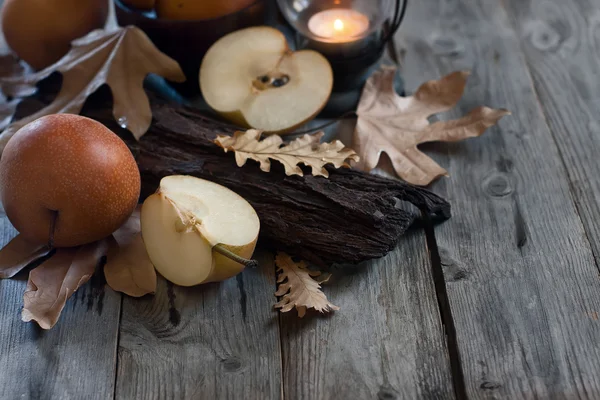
[15,88,450,267]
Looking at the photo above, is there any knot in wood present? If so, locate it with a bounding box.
[221,357,243,372]
[377,386,399,400]
[480,381,502,390]
[527,20,562,52]
[430,36,464,57]
[484,174,513,198]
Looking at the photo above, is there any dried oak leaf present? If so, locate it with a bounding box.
[0,234,50,279]
[0,25,185,151]
[104,208,156,297]
[354,67,510,186]
[274,252,339,317]
[215,129,359,178]
[22,239,110,329]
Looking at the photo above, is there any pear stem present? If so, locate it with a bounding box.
[213,244,258,268]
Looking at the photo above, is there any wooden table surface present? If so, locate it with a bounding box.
[3,0,600,398]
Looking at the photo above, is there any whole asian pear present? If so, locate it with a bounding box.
[1,0,108,70]
[0,114,141,247]
[122,0,156,11]
[156,0,256,20]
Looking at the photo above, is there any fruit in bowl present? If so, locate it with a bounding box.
[122,0,156,11]
[114,0,267,96]
[1,0,108,70]
[155,0,257,20]
[122,0,257,18]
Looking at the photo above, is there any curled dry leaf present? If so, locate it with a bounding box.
[0,98,20,131]
[22,239,110,329]
[215,129,359,178]
[0,53,33,131]
[0,26,185,152]
[274,252,339,317]
[0,234,50,278]
[354,67,510,186]
[104,208,156,297]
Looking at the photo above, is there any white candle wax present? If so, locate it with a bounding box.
[307,9,370,43]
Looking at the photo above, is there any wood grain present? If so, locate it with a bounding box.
[503,0,600,284]
[399,0,600,397]
[0,212,121,399]
[279,231,455,400]
[115,251,282,399]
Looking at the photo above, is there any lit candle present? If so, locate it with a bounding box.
[307,9,369,43]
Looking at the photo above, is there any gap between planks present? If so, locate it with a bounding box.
[422,213,467,399]
[112,293,124,400]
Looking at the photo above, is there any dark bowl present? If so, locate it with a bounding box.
[115,0,268,96]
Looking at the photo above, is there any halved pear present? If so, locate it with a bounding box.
[141,175,260,286]
[199,26,333,133]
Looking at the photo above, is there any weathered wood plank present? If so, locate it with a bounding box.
[0,213,121,399]
[399,0,600,397]
[503,0,600,280]
[115,251,281,399]
[280,231,455,400]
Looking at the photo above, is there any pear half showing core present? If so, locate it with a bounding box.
[200,26,333,133]
[141,175,260,286]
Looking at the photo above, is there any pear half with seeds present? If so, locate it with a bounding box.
[200,26,333,133]
[141,175,260,286]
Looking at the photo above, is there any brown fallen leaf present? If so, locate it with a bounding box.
[104,208,156,297]
[0,26,185,151]
[354,67,510,186]
[0,234,50,279]
[215,129,359,178]
[22,239,109,329]
[0,53,33,131]
[112,206,142,246]
[274,252,339,317]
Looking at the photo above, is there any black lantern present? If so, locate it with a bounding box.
[277,0,407,114]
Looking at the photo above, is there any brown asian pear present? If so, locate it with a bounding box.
[0,114,141,247]
[1,0,108,70]
[200,26,333,133]
[156,0,256,20]
[122,0,156,11]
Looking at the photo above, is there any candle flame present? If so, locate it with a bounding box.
[333,18,344,32]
